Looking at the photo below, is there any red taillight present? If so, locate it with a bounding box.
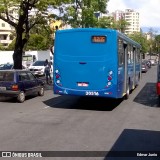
[56,74,60,79]
[156,82,160,95]
[55,69,62,86]
[108,76,112,81]
[12,85,19,91]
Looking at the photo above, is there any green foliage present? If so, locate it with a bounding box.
[0,43,5,50]
[63,0,108,28]
[152,35,160,53]
[7,39,16,50]
[26,34,47,50]
[128,32,149,53]
[97,16,113,28]
[116,19,130,33]
[26,34,53,50]
[0,0,71,68]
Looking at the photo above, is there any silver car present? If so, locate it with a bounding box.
[148,59,157,66]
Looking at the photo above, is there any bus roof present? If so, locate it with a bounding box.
[56,28,141,48]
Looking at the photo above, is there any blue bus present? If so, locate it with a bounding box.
[53,28,141,99]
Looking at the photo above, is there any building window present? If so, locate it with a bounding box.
[3,35,7,40]
[1,23,5,27]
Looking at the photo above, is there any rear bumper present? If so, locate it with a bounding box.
[0,90,20,97]
[54,84,118,98]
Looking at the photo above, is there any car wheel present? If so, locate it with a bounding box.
[38,86,44,96]
[17,91,25,103]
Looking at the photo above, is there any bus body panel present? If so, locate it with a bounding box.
[54,29,119,98]
[54,28,141,99]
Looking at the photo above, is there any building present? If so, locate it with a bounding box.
[112,10,124,21]
[110,9,140,35]
[0,19,13,47]
[0,7,18,47]
[124,9,140,35]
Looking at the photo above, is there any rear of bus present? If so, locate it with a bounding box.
[54,28,118,98]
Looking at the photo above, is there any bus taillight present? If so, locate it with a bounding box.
[55,69,62,86]
[106,71,113,88]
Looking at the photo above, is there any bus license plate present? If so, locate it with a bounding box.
[77,82,89,87]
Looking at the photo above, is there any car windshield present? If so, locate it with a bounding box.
[0,71,14,81]
[32,61,45,66]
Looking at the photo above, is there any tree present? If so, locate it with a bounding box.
[0,43,5,50]
[95,16,129,34]
[97,16,113,28]
[154,35,160,54]
[62,0,109,28]
[128,32,149,54]
[26,23,53,50]
[116,19,130,33]
[0,0,70,69]
[26,34,51,50]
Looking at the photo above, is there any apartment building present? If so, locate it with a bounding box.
[112,10,124,21]
[0,20,13,47]
[0,7,18,47]
[111,9,140,35]
[124,9,140,35]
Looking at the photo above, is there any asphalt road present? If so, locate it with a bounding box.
[0,66,160,160]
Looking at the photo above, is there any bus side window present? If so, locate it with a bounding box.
[128,44,133,64]
[118,39,124,66]
[136,49,140,63]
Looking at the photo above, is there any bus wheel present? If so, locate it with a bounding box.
[124,85,130,100]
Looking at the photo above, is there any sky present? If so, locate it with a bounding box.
[107,0,160,28]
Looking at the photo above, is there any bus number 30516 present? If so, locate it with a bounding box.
[85,91,99,96]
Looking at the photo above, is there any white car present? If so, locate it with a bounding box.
[148,59,157,66]
[29,60,53,76]
[29,61,45,76]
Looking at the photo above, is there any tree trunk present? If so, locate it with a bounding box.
[13,28,24,69]
[13,49,23,69]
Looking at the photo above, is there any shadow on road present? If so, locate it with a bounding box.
[0,95,38,103]
[104,129,160,160]
[43,96,123,111]
[134,83,159,108]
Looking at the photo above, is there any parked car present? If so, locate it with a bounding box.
[0,63,26,70]
[142,59,151,68]
[148,59,157,66]
[0,70,45,103]
[29,60,52,76]
[141,61,149,73]
[28,60,46,76]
